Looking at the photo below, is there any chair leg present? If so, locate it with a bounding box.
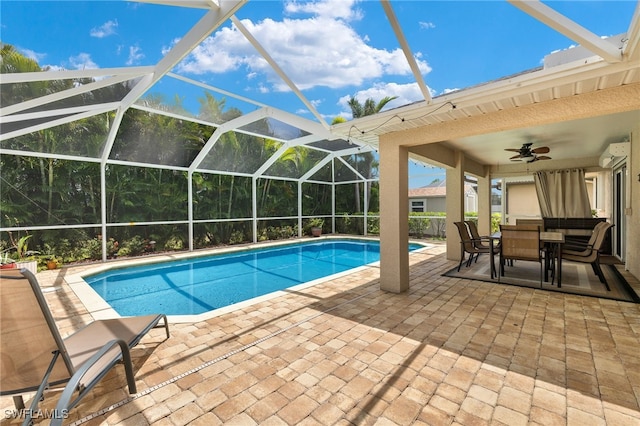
[539,261,543,289]
[593,262,610,291]
[466,253,473,267]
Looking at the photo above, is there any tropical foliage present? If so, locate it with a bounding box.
[0,44,380,265]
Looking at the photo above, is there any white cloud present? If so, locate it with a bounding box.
[337,82,433,117]
[19,47,47,63]
[441,87,460,95]
[69,53,98,70]
[419,21,435,30]
[284,0,362,21]
[126,45,144,65]
[90,20,118,38]
[176,1,430,93]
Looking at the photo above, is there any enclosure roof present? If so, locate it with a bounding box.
[1,0,639,179]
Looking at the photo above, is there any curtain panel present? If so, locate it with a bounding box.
[534,169,591,218]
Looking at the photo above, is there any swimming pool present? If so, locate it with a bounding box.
[84,239,425,317]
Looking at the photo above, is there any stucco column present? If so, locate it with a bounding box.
[627,123,639,279]
[446,152,465,260]
[477,171,491,236]
[379,142,409,293]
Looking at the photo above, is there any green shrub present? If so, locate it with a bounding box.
[229,230,245,245]
[117,235,146,257]
[163,236,184,251]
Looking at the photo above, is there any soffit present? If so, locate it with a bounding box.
[331,58,640,169]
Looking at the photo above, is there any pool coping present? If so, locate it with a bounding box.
[65,236,433,323]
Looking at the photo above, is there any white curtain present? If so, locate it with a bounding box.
[534,169,591,218]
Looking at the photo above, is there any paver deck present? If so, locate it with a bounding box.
[2,242,640,425]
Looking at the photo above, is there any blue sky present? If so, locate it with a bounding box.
[1,0,636,186]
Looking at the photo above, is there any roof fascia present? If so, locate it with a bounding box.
[508,0,622,63]
[230,15,330,130]
[332,58,637,136]
[380,0,431,103]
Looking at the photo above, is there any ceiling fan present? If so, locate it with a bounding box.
[505,142,551,163]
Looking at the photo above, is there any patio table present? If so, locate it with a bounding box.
[489,231,565,286]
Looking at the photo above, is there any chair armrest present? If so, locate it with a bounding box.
[563,241,593,251]
[563,244,595,257]
[51,339,133,426]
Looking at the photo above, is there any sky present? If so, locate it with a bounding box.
[1,0,637,187]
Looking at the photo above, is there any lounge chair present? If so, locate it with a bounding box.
[0,268,169,425]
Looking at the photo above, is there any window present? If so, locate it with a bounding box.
[411,200,426,212]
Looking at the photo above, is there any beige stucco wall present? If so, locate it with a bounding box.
[505,180,596,225]
[505,183,541,224]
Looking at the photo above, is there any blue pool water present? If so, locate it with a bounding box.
[86,239,424,316]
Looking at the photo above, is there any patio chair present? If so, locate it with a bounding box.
[465,220,494,250]
[499,224,543,286]
[454,221,498,274]
[562,222,614,290]
[0,268,169,425]
[562,221,609,257]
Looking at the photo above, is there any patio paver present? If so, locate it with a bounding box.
[2,241,640,425]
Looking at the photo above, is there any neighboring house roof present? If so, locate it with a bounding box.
[409,187,447,198]
[409,182,475,198]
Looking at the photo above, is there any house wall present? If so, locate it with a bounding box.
[505,180,597,225]
[408,196,446,212]
[505,183,541,224]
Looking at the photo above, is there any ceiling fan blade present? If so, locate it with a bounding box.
[505,148,521,152]
[509,154,522,160]
[537,156,551,160]
[532,146,550,154]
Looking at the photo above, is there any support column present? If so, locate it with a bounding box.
[379,142,409,293]
[446,152,465,261]
[477,170,491,236]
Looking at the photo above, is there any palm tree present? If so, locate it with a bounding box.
[347,96,397,119]
[344,96,397,213]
